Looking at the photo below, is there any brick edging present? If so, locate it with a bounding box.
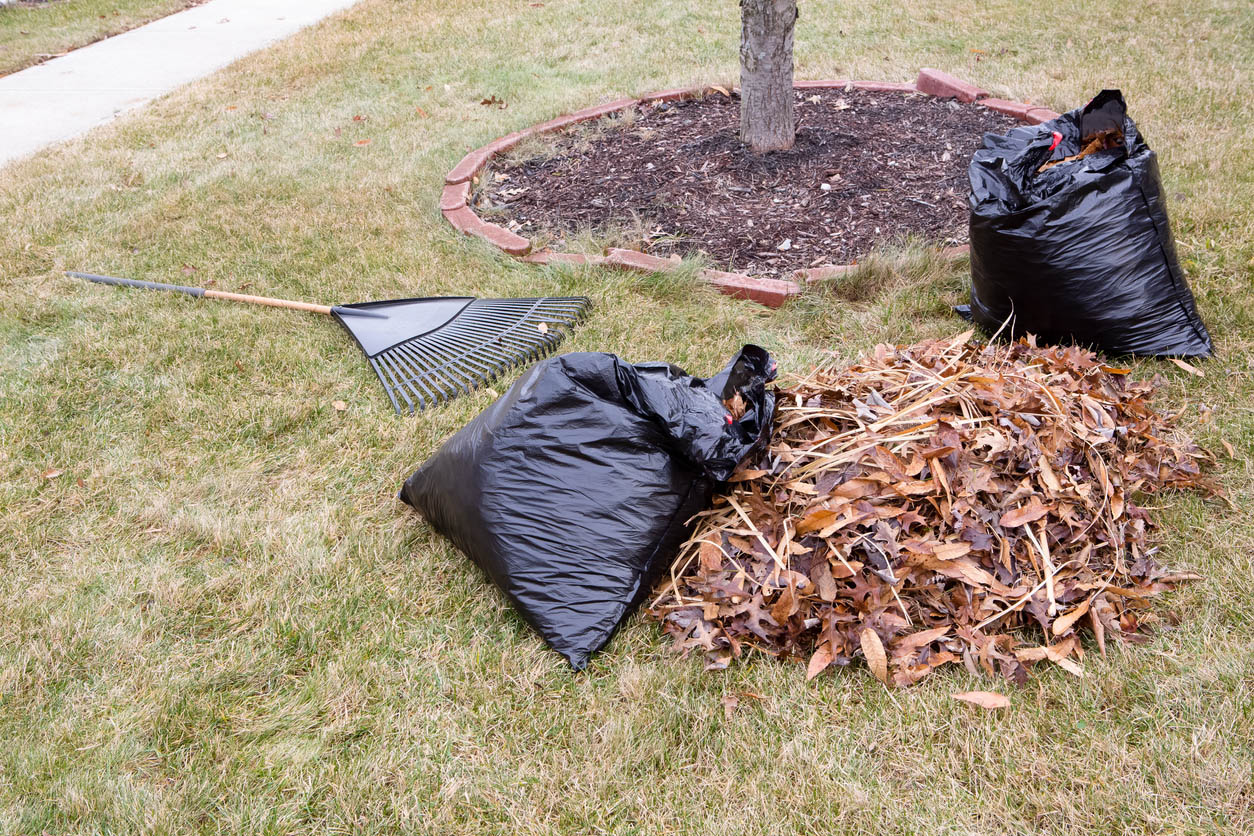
[441,70,1057,308]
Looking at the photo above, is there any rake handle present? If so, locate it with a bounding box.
[70,272,333,316]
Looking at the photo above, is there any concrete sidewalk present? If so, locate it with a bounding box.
[0,0,360,169]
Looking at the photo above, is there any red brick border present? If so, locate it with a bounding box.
[441,71,1058,307]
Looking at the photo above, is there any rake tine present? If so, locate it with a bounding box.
[386,350,434,413]
[389,346,454,406]
[374,352,419,413]
[396,348,446,410]
[368,357,405,414]
[452,314,552,362]
[408,337,489,394]
[402,347,479,403]
[413,328,511,380]
[398,340,475,397]
[391,350,441,411]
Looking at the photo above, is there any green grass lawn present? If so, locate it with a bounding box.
[1,0,1252,833]
[0,0,198,77]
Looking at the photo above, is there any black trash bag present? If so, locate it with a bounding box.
[965,89,1212,357]
[400,345,777,669]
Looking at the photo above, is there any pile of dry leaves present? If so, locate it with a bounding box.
[648,333,1220,686]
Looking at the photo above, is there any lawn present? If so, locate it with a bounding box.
[0,0,199,77]
[1,0,1252,833]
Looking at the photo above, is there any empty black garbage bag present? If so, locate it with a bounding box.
[400,345,776,669]
[966,89,1212,357]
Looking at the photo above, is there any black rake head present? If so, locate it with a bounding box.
[332,296,592,413]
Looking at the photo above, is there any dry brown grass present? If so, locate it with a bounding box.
[0,0,1251,833]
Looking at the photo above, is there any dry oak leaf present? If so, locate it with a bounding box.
[952,690,1010,710]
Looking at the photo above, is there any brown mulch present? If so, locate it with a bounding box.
[479,89,1020,277]
[647,333,1221,687]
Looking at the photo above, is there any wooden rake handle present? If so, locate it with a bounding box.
[69,272,336,315]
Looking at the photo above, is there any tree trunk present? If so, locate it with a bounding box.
[739,0,797,152]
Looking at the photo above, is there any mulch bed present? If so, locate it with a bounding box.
[478,89,1020,277]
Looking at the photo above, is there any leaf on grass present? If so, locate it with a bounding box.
[42,468,64,479]
[860,628,888,685]
[537,322,549,334]
[332,401,348,412]
[806,643,834,681]
[952,690,1010,710]
[1169,358,1205,377]
[721,694,739,719]
[415,106,430,118]
[354,139,372,147]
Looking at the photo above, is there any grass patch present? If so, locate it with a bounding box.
[0,0,202,77]
[1,0,1252,833]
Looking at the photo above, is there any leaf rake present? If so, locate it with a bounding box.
[70,272,592,413]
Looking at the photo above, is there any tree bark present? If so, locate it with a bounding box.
[739,0,798,152]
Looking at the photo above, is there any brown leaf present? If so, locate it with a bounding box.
[721,694,739,719]
[796,508,840,535]
[891,626,950,659]
[42,468,64,479]
[354,139,372,147]
[332,400,348,412]
[931,542,972,561]
[1037,455,1062,493]
[999,496,1049,528]
[769,584,799,624]
[1051,600,1091,636]
[806,643,834,681]
[415,106,430,118]
[1169,357,1205,377]
[952,690,1010,710]
[860,628,888,685]
[698,539,722,574]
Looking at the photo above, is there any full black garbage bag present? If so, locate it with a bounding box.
[966,89,1212,357]
[400,346,776,669]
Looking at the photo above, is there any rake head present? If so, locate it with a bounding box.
[332,296,592,413]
